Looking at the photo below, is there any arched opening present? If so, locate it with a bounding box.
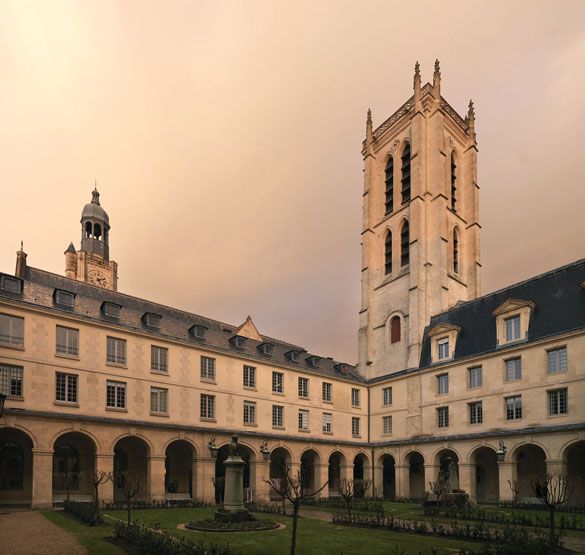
[53,432,96,502]
[165,440,195,500]
[436,449,460,492]
[300,449,321,495]
[566,441,585,505]
[390,315,401,344]
[328,451,346,496]
[453,227,459,274]
[93,223,102,240]
[269,447,291,501]
[113,436,149,503]
[0,428,33,506]
[407,452,425,498]
[401,142,411,204]
[515,444,547,501]
[353,453,369,498]
[384,230,393,275]
[215,443,254,504]
[85,221,92,238]
[385,155,394,214]
[450,151,457,211]
[472,447,499,503]
[381,455,396,499]
[400,220,410,267]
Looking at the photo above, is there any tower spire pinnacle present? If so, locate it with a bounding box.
[467,99,476,143]
[414,61,421,108]
[365,108,374,157]
[433,58,441,97]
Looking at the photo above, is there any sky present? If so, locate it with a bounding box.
[1,0,584,364]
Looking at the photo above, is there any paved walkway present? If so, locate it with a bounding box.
[0,511,86,555]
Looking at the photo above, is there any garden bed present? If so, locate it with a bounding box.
[185,517,280,532]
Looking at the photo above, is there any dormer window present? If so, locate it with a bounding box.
[54,289,75,308]
[0,274,22,294]
[286,350,300,363]
[437,338,449,360]
[230,335,246,348]
[505,315,520,342]
[258,342,274,356]
[493,299,535,347]
[428,323,460,364]
[334,362,349,375]
[142,312,161,329]
[306,355,321,368]
[190,324,208,340]
[101,302,121,319]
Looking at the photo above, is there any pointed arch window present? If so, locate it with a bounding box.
[400,220,410,267]
[401,142,411,204]
[384,231,393,275]
[390,316,401,344]
[453,228,459,274]
[450,152,457,211]
[385,156,394,214]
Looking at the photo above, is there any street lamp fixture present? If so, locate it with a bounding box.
[208,435,219,461]
[0,393,6,418]
[496,440,507,462]
[260,441,270,461]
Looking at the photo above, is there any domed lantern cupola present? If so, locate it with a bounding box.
[80,187,110,262]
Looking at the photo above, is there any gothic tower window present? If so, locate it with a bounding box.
[453,227,459,274]
[450,152,457,211]
[384,230,393,275]
[390,316,401,344]
[401,142,411,204]
[385,155,394,214]
[400,220,410,267]
[85,222,92,238]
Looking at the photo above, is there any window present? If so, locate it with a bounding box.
[385,155,394,214]
[453,228,459,274]
[286,350,300,363]
[201,356,216,381]
[450,152,457,211]
[0,364,23,397]
[56,326,79,357]
[0,442,23,489]
[437,406,449,428]
[150,387,168,414]
[54,290,75,307]
[437,373,449,394]
[102,302,120,318]
[383,386,393,406]
[549,388,568,415]
[468,366,482,389]
[322,382,332,402]
[351,417,361,437]
[383,415,392,434]
[258,343,273,355]
[243,365,256,388]
[106,381,126,409]
[469,401,483,424]
[230,335,246,348]
[56,372,78,404]
[0,314,24,347]
[400,221,410,267]
[243,401,256,424]
[142,312,161,329]
[151,346,168,373]
[390,316,401,344]
[384,231,393,275]
[401,142,411,204]
[437,338,449,360]
[298,409,309,431]
[307,355,320,367]
[272,405,284,428]
[272,371,284,393]
[351,388,360,407]
[298,377,309,398]
[505,315,521,342]
[106,336,126,365]
[505,358,522,381]
[505,395,522,420]
[0,275,22,294]
[190,324,207,339]
[548,347,568,374]
[200,394,215,419]
[323,412,332,433]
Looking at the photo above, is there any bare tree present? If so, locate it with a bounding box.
[88,471,112,523]
[530,474,574,545]
[265,467,328,555]
[507,479,520,505]
[429,479,448,497]
[115,469,144,525]
[337,478,372,518]
[53,470,82,502]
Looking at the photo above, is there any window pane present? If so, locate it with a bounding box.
[0,314,24,347]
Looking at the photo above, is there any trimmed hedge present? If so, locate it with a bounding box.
[186,518,279,532]
[63,500,103,526]
[103,499,210,510]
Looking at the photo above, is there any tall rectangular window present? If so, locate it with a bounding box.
[549,388,568,415]
[351,417,361,437]
[437,373,449,395]
[0,364,23,397]
[437,406,449,428]
[505,358,522,381]
[351,388,360,407]
[272,371,284,393]
[548,347,568,374]
[150,387,168,414]
[56,326,79,357]
[322,412,332,433]
[106,381,126,409]
[322,382,332,402]
[201,356,216,381]
[243,365,256,388]
[200,394,215,419]
[151,345,168,373]
[272,405,284,428]
[56,372,78,404]
[505,315,521,341]
[383,386,393,406]
[106,336,126,365]
[243,401,256,424]
[298,377,309,398]
[505,395,522,420]
[383,415,393,435]
[298,409,309,431]
[468,366,482,389]
[0,314,24,347]
[438,338,449,360]
[469,401,483,424]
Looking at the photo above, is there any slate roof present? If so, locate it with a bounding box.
[0,266,364,383]
[420,258,585,368]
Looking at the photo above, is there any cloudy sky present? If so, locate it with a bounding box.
[1,0,584,363]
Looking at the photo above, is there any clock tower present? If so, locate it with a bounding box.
[64,187,118,290]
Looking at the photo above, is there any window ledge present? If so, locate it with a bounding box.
[322,399,333,404]
[151,412,169,418]
[382,433,393,437]
[106,406,128,413]
[547,413,568,419]
[54,401,79,408]
[0,343,25,351]
[352,435,362,439]
[351,405,361,409]
[201,378,217,385]
[243,386,257,391]
[106,362,128,369]
[323,431,333,435]
[150,370,169,376]
[272,391,285,396]
[298,429,310,433]
[382,404,393,408]
[272,425,285,430]
[200,417,217,423]
[55,353,80,361]
[6,396,24,402]
[298,396,310,401]
[244,422,258,427]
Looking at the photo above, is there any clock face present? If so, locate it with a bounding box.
[88,270,109,289]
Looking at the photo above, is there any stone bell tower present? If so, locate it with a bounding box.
[357,61,481,380]
[64,186,118,290]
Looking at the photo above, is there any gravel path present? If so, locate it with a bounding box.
[0,511,86,555]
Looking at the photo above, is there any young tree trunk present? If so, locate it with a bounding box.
[127,495,131,526]
[290,500,299,555]
[549,508,555,545]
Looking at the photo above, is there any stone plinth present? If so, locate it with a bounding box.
[215,454,251,522]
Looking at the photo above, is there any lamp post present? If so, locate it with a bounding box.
[0,393,6,418]
[208,435,219,461]
[260,441,270,461]
[496,440,507,462]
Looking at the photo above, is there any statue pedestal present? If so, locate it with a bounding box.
[215,455,252,522]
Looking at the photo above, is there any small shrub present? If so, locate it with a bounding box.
[63,500,103,526]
